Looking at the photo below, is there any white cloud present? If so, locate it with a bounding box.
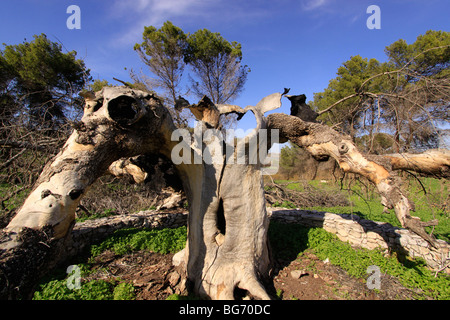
[301,0,329,11]
[107,0,276,47]
[109,0,215,46]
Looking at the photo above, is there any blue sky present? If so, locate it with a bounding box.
[1,0,449,131]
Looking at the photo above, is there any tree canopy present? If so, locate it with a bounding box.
[134,21,187,106]
[134,21,249,127]
[311,30,449,153]
[0,34,90,129]
[185,28,249,105]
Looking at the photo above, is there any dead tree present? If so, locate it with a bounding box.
[0,86,446,299]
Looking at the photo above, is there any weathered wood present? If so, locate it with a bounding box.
[267,113,439,246]
[1,87,445,300]
[384,149,450,178]
[1,87,178,299]
[108,157,148,184]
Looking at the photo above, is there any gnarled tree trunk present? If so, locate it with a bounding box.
[1,87,178,299]
[0,87,444,300]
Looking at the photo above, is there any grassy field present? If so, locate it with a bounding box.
[272,177,449,242]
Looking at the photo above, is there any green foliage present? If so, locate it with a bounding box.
[165,293,184,300]
[269,222,309,260]
[273,177,449,242]
[279,144,299,170]
[90,79,111,92]
[2,34,88,90]
[134,21,249,107]
[34,219,448,300]
[355,132,394,154]
[34,226,188,300]
[113,282,136,300]
[33,266,135,301]
[308,227,450,300]
[75,208,118,223]
[185,28,249,104]
[166,293,200,300]
[313,55,382,137]
[184,28,242,63]
[278,143,319,179]
[34,278,135,300]
[0,183,29,212]
[1,34,90,125]
[90,226,187,257]
[404,177,449,242]
[136,21,188,59]
[134,20,187,110]
[272,200,297,209]
[311,30,449,151]
[385,30,450,77]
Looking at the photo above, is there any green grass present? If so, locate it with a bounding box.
[90,226,187,257]
[272,200,297,209]
[75,208,118,223]
[27,177,450,300]
[33,265,136,300]
[273,178,449,242]
[33,226,187,300]
[34,222,449,300]
[34,278,136,300]
[0,183,30,211]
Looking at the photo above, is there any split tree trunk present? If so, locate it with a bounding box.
[0,87,277,300]
[0,87,444,300]
[170,94,284,300]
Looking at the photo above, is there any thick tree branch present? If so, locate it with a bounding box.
[384,149,450,178]
[267,113,439,246]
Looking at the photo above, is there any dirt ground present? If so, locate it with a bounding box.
[272,251,423,300]
[88,250,176,300]
[87,249,423,300]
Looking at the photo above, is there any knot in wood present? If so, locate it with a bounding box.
[338,143,349,155]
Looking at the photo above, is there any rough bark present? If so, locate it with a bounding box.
[383,149,450,179]
[172,92,285,299]
[1,87,178,299]
[0,87,282,300]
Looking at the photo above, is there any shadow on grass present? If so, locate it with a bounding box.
[268,222,311,275]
